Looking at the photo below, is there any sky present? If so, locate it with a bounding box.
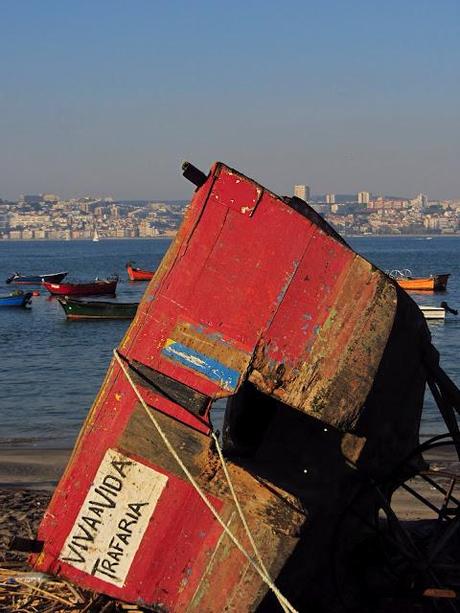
[0,0,459,200]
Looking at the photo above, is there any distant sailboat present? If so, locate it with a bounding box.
[92,227,100,242]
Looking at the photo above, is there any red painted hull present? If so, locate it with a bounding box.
[126,264,155,281]
[32,162,430,610]
[43,280,117,296]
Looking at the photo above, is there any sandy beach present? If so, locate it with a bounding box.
[0,448,70,568]
[0,448,70,491]
[0,449,129,611]
[0,444,458,611]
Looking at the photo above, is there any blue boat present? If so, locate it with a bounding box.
[0,290,33,307]
[6,271,68,285]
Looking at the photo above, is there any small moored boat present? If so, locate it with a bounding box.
[6,271,68,285]
[389,269,450,291]
[420,302,458,320]
[43,276,118,297]
[126,262,155,281]
[0,290,33,307]
[420,306,446,320]
[57,297,138,320]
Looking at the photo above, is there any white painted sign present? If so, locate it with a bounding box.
[59,448,168,586]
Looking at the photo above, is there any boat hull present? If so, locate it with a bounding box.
[126,263,155,281]
[57,297,138,319]
[32,162,430,610]
[397,273,450,291]
[6,272,68,285]
[0,292,32,307]
[43,280,117,296]
[420,306,446,320]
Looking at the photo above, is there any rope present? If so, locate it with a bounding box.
[113,349,298,613]
[210,431,289,613]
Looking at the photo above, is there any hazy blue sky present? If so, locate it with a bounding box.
[1,0,459,199]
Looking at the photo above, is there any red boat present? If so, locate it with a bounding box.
[43,277,118,297]
[126,262,155,281]
[31,162,441,611]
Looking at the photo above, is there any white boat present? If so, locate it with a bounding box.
[92,227,100,242]
[419,302,458,320]
[419,306,445,320]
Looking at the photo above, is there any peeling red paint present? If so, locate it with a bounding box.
[31,161,429,611]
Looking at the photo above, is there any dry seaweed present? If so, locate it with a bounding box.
[0,489,146,611]
[0,568,145,612]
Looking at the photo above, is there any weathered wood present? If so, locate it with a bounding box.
[31,161,430,611]
[129,359,210,417]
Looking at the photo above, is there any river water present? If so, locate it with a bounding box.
[0,236,459,449]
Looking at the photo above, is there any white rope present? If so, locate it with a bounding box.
[210,431,291,613]
[113,349,298,613]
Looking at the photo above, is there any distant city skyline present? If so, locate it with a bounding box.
[0,183,457,204]
[1,1,459,200]
[1,188,455,204]
[2,185,457,240]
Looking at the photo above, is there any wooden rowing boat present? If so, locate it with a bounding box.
[43,277,118,297]
[397,274,449,291]
[420,306,446,319]
[57,297,138,320]
[389,270,450,291]
[420,302,458,320]
[126,262,155,281]
[0,290,32,307]
[31,162,433,611]
[6,271,68,285]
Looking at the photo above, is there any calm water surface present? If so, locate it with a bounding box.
[0,236,459,449]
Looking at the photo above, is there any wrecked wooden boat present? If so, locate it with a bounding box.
[30,161,446,611]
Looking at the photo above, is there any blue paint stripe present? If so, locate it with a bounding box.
[162,341,240,391]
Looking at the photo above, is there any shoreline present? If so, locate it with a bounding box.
[0,448,71,491]
[0,426,448,483]
[0,235,176,242]
[346,233,460,238]
[0,434,453,491]
[0,442,457,612]
[1,233,460,242]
